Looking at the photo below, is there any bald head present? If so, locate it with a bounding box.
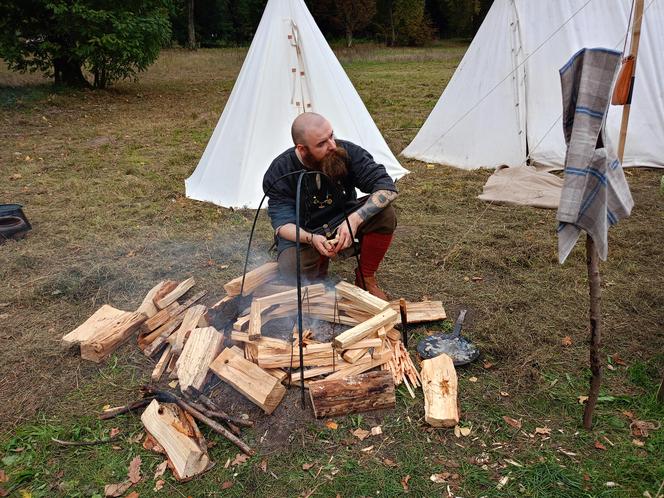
[291,112,328,146]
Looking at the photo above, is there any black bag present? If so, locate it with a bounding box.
[0,204,31,242]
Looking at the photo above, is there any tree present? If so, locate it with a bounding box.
[187,0,196,49]
[334,0,377,47]
[0,0,172,88]
[376,0,433,46]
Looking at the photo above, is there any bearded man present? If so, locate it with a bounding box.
[262,112,398,299]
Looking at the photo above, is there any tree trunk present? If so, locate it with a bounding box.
[346,26,353,48]
[53,58,88,87]
[187,0,196,50]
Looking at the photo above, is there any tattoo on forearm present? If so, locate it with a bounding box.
[355,190,397,222]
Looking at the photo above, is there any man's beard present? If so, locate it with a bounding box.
[303,147,348,181]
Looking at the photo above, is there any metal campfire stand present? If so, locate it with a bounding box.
[240,170,366,408]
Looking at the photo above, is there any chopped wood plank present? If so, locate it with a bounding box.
[290,363,348,380]
[209,348,286,414]
[62,305,127,347]
[211,295,233,309]
[343,337,384,350]
[141,290,207,333]
[421,353,459,428]
[333,308,399,349]
[156,277,196,310]
[136,281,170,318]
[254,283,326,308]
[170,304,207,354]
[257,349,342,369]
[223,262,279,296]
[230,332,291,351]
[176,327,224,392]
[151,344,172,382]
[389,300,446,323]
[251,283,296,298]
[80,311,147,363]
[233,314,250,331]
[335,281,390,314]
[152,280,178,306]
[247,300,262,341]
[141,317,184,357]
[325,349,392,380]
[342,347,369,364]
[141,400,210,479]
[264,368,288,383]
[309,371,395,418]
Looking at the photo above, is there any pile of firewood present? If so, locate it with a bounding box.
[62,262,449,480]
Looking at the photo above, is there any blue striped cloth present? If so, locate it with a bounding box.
[557,48,634,264]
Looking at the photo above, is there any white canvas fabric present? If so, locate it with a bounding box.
[402,0,664,170]
[186,0,408,209]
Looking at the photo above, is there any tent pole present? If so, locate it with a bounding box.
[583,0,644,430]
[616,0,645,162]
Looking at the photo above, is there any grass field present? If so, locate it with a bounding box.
[1,42,663,497]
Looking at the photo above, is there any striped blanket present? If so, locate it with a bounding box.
[557,48,634,264]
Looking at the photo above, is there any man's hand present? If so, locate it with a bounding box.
[311,234,336,257]
[333,212,362,253]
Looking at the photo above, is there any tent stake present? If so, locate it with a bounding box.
[582,235,602,429]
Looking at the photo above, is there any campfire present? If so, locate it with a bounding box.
[62,262,449,481]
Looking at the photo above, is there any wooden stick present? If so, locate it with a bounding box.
[616,0,645,161]
[51,435,120,447]
[188,389,254,428]
[99,398,155,420]
[583,236,602,429]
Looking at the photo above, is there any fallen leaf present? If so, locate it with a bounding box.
[430,473,451,483]
[223,458,231,469]
[231,453,249,466]
[621,410,635,419]
[607,364,616,371]
[18,491,31,498]
[611,353,627,366]
[221,481,233,490]
[0,471,6,483]
[0,486,7,497]
[632,439,645,447]
[630,420,659,438]
[302,463,314,470]
[168,380,178,389]
[502,416,522,429]
[561,336,573,346]
[500,391,510,397]
[153,480,164,492]
[454,425,461,438]
[463,276,470,282]
[153,460,168,479]
[361,445,374,452]
[401,475,411,492]
[604,482,618,488]
[325,421,338,430]
[259,459,268,472]
[104,480,132,497]
[458,426,471,437]
[352,428,370,441]
[483,361,494,369]
[371,426,382,436]
[578,395,589,404]
[125,492,139,498]
[128,432,144,444]
[128,456,142,484]
[471,276,483,282]
[468,376,478,383]
[534,426,551,436]
[383,458,397,467]
[112,445,122,451]
[594,441,607,451]
[496,475,510,490]
[9,173,22,180]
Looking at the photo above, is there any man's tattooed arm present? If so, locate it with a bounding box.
[354,189,398,222]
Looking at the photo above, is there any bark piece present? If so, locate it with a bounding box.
[176,327,224,392]
[421,353,459,427]
[309,370,395,418]
[140,399,210,480]
[209,347,286,414]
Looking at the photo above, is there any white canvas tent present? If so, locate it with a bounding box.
[402,0,664,170]
[186,0,408,209]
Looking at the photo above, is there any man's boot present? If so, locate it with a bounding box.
[355,232,393,300]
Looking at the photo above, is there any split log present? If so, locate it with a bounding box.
[170,304,208,354]
[333,308,399,349]
[247,300,262,341]
[62,305,127,347]
[343,337,383,350]
[176,327,224,392]
[152,344,173,382]
[325,349,392,380]
[389,300,446,323]
[420,353,459,427]
[223,262,279,296]
[152,280,179,306]
[136,281,171,318]
[209,347,286,414]
[251,282,296,298]
[141,317,183,357]
[140,399,210,479]
[254,283,326,308]
[141,290,207,333]
[80,311,147,363]
[335,281,390,314]
[309,370,395,418]
[156,277,195,310]
[233,314,251,332]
